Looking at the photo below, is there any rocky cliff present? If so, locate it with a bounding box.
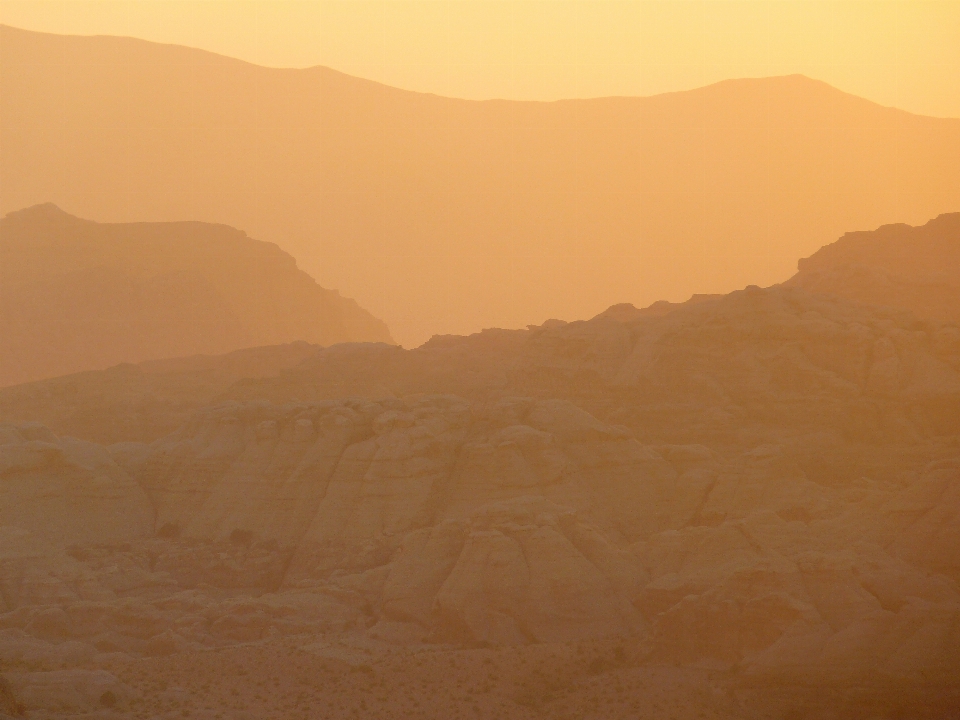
[787,212,960,325]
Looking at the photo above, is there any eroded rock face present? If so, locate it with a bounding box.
[0,400,673,670]
[0,425,155,615]
[788,212,960,326]
[0,341,323,444]
[6,285,959,457]
[164,285,960,452]
[123,396,676,629]
[368,497,647,646]
[0,424,153,549]
[886,458,960,582]
[2,334,960,714]
[427,498,643,645]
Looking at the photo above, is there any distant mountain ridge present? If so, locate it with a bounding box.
[2,24,959,345]
[0,203,392,386]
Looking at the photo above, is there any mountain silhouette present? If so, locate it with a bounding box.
[0,203,391,386]
[2,24,959,346]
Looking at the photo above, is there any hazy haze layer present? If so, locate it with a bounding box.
[2,24,959,346]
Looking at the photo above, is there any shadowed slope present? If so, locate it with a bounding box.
[3,24,959,345]
[0,204,391,386]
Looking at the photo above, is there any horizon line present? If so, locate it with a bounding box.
[3,22,956,120]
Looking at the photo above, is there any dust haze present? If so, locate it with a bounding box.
[1,5,959,720]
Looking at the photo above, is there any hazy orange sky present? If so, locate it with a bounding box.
[1,1,958,118]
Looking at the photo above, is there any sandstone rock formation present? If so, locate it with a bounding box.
[2,391,957,688]
[788,212,960,325]
[3,669,133,714]
[0,203,391,386]
[0,423,152,550]
[199,283,960,453]
[100,395,671,645]
[0,673,21,717]
[2,272,960,716]
[0,423,154,614]
[3,20,959,717]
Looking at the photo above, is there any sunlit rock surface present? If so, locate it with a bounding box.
[1,283,959,716]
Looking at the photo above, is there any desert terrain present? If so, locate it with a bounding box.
[2,212,959,718]
[2,10,960,717]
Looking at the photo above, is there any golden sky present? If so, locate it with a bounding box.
[1,1,959,117]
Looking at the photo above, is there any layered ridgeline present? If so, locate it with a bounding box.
[1,293,958,714]
[0,204,392,386]
[4,284,958,448]
[788,212,960,324]
[8,211,957,443]
[0,341,324,443]
[3,24,960,345]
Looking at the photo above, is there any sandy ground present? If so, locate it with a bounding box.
[21,632,745,720]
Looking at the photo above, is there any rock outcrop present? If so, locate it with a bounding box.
[0,674,21,717]
[2,393,958,685]
[0,341,322,443]
[0,423,153,549]
[3,669,134,714]
[787,212,960,325]
[210,284,960,452]
[0,423,154,612]
[103,396,673,646]
[404,497,644,645]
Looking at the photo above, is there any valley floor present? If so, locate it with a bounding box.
[9,630,960,720]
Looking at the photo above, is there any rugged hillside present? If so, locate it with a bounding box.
[3,24,959,344]
[787,212,960,324]
[4,283,959,451]
[1,284,959,715]
[0,341,323,443]
[0,204,391,386]
[1,393,958,715]
[3,215,960,715]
